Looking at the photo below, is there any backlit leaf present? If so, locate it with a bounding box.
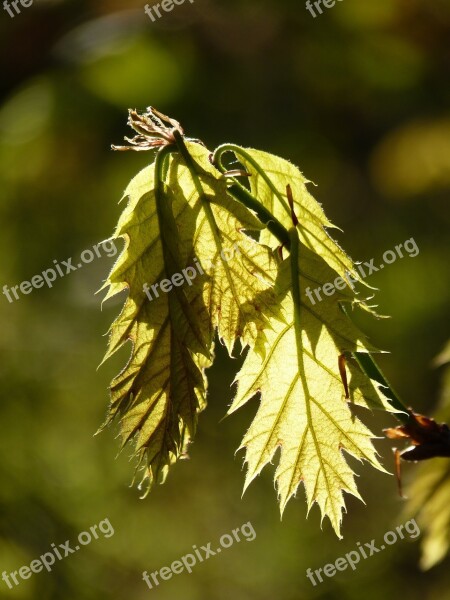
[230,217,392,537]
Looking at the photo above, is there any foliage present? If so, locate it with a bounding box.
[2,3,450,597]
[101,108,399,536]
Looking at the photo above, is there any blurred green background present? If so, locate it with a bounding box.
[0,0,449,598]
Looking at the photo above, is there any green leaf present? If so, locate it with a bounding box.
[229,146,362,285]
[102,111,403,532]
[230,224,392,537]
[100,149,213,494]
[169,141,281,354]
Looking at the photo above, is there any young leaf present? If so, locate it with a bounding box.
[220,145,361,285]
[230,226,393,537]
[169,141,281,354]
[102,109,404,534]
[100,150,213,494]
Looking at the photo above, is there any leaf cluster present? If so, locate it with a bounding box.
[100,108,399,536]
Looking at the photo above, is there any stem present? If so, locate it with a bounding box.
[214,143,291,216]
[154,143,210,357]
[212,144,291,249]
[154,144,176,194]
[289,227,302,328]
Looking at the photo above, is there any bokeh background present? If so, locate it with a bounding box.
[0,0,449,598]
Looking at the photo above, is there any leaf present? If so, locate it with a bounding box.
[101,141,281,494]
[230,147,362,285]
[230,224,393,537]
[100,153,213,494]
[403,341,450,569]
[168,142,282,354]
[102,112,400,532]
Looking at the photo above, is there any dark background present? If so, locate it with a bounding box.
[0,0,449,598]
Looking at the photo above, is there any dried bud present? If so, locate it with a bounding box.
[112,107,184,151]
